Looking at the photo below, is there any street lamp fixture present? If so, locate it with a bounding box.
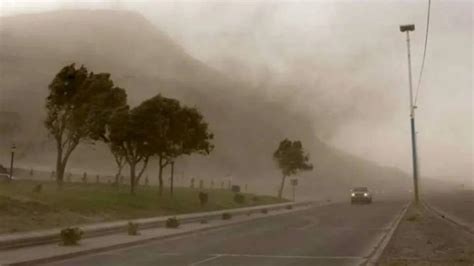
[400,24,415,32]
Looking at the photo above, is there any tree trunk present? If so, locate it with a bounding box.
[56,162,66,188]
[158,156,164,196]
[129,162,136,195]
[278,175,287,199]
[113,153,124,186]
[114,164,123,186]
[170,161,174,197]
[55,143,64,187]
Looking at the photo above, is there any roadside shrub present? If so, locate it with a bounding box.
[252,196,259,202]
[166,217,180,228]
[222,213,232,220]
[127,222,139,236]
[60,227,83,246]
[286,205,293,210]
[233,193,245,204]
[198,192,209,206]
[32,184,42,193]
[261,208,268,214]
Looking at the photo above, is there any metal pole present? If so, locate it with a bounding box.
[405,31,420,204]
[9,146,15,180]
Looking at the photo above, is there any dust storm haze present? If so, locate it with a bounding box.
[0,0,472,198]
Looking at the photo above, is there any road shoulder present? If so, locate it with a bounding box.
[378,202,474,265]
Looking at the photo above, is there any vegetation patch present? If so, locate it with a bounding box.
[60,227,83,246]
[127,221,139,235]
[233,193,245,204]
[166,217,180,228]
[0,180,285,234]
[198,192,208,206]
[222,213,232,220]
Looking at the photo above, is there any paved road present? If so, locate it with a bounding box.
[47,199,407,266]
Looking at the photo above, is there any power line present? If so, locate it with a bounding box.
[414,0,431,106]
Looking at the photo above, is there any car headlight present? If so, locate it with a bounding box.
[364,193,368,197]
[351,193,355,197]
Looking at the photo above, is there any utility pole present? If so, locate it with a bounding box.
[400,24,419,204]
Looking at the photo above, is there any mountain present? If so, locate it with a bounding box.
[0,10,410,197]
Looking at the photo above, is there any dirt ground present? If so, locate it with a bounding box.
[378,203,474,266]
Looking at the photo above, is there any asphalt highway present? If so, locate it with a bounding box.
[47,198,408,266]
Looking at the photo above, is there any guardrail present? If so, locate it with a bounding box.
[0,201,314,250]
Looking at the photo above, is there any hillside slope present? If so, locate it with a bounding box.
[0,10,410,196]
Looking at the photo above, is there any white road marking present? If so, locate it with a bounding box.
[363,202,411,265]
[155,253,182,256]
[189,254,223,265]
[210,253,364,260]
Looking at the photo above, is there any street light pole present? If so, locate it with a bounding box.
[400,24,420,204]
[9,144,16,180]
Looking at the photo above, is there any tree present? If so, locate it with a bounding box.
[166,106,214,196]
[129,95,180,195]
[134,95,213,196]
[108,106,152,194]
[45,64,126,186]
[273,139,313,199]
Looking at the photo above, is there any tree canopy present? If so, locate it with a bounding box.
[135,95,213,195]
[107,94,213,194]
[108,105,154,194]
[45,64,126,185]
[273,139,313,198]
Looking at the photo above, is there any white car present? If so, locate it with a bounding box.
[351,187,373,204]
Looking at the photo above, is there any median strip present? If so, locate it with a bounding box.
[0,202,315,266]
[0,201,312,251]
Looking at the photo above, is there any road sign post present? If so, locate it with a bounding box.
[290,179,298,201]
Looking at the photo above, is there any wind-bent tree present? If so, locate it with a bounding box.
[167,106,214,196]
[134,95,213,196]
[273,139,313,199]
[133,95,181,195]
[45,64,126,186]
[108,106,153,194]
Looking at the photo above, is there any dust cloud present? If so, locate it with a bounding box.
[0,0,472,196]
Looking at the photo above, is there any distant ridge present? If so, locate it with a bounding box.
[0,10,409,196]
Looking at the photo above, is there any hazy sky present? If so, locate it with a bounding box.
[1,0,472,183]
